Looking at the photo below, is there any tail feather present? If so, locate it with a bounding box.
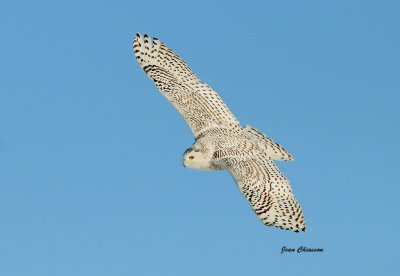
[243,125,293,161]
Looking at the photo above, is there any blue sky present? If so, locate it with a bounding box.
[1,0,399,275]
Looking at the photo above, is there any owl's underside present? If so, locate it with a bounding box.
[133,33,306,232]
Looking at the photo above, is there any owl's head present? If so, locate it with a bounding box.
[182,147,214,171]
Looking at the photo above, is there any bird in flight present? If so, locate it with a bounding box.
[133,33,306,232]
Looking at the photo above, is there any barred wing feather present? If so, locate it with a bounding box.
[216,154,306,232]
[133,33,241,138]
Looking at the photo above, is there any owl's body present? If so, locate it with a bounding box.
[133,33,306,232]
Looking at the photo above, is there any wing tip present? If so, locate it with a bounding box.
[293,225,306,233]
[133,32,160,67]
[132,33,201,84]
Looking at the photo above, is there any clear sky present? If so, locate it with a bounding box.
[1,1,399,275]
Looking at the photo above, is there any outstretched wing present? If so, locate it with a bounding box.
[133,33,241,138]
[214,153,305,232]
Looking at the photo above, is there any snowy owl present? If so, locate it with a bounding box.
[133,33,306,232]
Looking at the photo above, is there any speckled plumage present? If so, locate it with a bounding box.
[133,33,306,232]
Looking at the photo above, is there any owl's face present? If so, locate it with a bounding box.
[182,147,214,171]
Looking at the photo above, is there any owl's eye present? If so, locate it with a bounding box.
[189,156,194,160]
